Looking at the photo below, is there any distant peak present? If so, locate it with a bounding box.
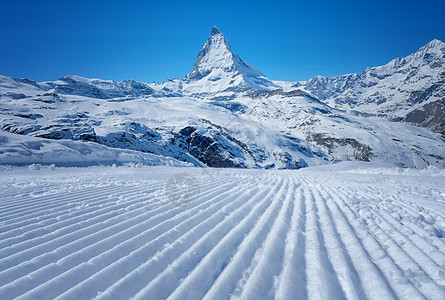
[414,39,445,58]
[418,39,445,52]
[186,26,274,90]
[426,39,444,47]
[211,26,221,36]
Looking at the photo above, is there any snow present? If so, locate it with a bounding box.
[1,31,444,170]
[0,131,190,167]
[1,27,444,299]
[314,39,445,118]
[184,26,280,93]
[0,82,335,169]
[0,163,444,299]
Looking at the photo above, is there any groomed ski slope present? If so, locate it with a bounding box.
[0,163,444,299]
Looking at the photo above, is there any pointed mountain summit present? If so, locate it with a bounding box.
[210,25,221,36]
[186,26,278,93]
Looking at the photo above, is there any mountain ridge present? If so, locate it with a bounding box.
[0,28,444,169]
[300,38,445,135]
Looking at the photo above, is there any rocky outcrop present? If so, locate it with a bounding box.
[307,133,373,162]
[403,98,445,137]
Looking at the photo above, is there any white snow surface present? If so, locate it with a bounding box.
[0,130,190,167]
[0,163,444,299]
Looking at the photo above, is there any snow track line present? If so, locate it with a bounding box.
[317,182,399,299]
[93,177,280,300]
[275,179,307,300]
[366,212,443,298]
[194,177,288,300]
[175,178,293,300]
[380,194,445,254]
[0,185,129,228]
[335,184,445,297]
[0,177,237,298]
[0,175,170,216]
[0,180,141,215]
[0,176,232,251]
[15,177,249,299]
[0,185,150,247]
[0,183,124,211]
[0,181,65,201]
[0,184,150,241]
[235,180,296,300]
[0,184,170,267]
[0,167,444,300]
[0,185,172,263]
[302,182,346,300]
[337,183,445,285]
[311,185,367,300]
[0,175,234,254]
[321,182,424,299]
[376,204,445,285]
[128,177,286,299]
[56,177,261,299]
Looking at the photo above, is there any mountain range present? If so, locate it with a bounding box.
[0,26,444,168]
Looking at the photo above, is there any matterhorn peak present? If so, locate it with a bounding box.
[210,26,221,36]
[186,26,234,80]
[185,27,278,91]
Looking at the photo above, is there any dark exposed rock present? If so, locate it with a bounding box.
[16,78,41,88]
[300,74,359,101]
[408,82,445,105]
[178,126,197,137]
[176,123,247,168]
[15,113,43,120]
[188,132,244,168]
[210,101,246,113]
[1,124,42,135]
[273,152,308,169]
[403,98,445,136]
[1,92,27,99]
[307,133,373,162]
[200,119,258,162]
[33,125,96,141]
[210,94,237,101]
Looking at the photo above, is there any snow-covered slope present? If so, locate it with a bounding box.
[302,39,445,135]
[241,92,445,168]
[1,29,444,169]
[0,74,156,100]
[295,74,359,102]
[0,164,444,299]
[0,88,330,168]
[0,130,189,167]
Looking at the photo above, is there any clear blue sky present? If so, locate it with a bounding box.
[1,0,444,83]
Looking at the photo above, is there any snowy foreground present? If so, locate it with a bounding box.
[0,163,444,299]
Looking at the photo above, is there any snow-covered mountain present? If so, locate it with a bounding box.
[294,74,359,102]
[1,27,444,169]
[185,26,279,93]
[147,26,280,98]
[301,39,445,136]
